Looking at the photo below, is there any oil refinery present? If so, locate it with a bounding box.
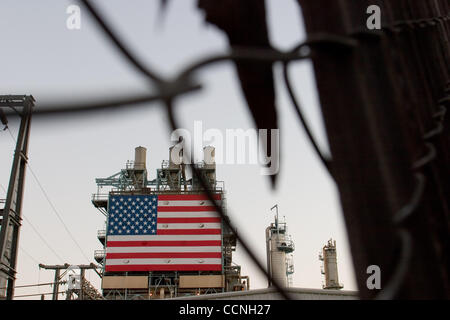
[2,0,449,303]
[0,112,356,300]
[0,96,351,300]
[0,137,357,300]
[86,145,355,300]
[91,145,248,299]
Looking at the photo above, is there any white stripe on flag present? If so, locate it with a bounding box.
[105,258,222,265]
[157,223,221,230]
[158,212,220,218]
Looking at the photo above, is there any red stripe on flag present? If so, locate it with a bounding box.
[157,217,221,223]
[106,252,221,259]
[158,206,216,212]
[105,264,222,272]
[107,240,221,247]
[158,194,221,201]
[157,229,221,235]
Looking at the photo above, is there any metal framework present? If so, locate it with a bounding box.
[0,95,34,300]
[95,161,223,193]
[92,152,243,299]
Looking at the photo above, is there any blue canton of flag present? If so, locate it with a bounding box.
[107,195,158,236]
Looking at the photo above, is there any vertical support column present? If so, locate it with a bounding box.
[0,95,34,300]
[80,269,85,300]
[52,269,60,300]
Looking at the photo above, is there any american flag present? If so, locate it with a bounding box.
[105,194,222,272]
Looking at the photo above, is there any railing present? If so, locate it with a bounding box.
[103,289,150,300]
[277,238,295,253]
[160,160,170,169]
[224,265,241,276]
[94,250,105,261]
[126,160,146,170]
[97,230,106,238]
[93,176,225,194]
[126,160,135,170]
[91,194,109,202]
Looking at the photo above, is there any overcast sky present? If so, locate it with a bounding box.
[0,0,357,299]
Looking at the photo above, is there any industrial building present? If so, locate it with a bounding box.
[1,128,357,300]
[89,145,357,300]
[1,134,357,300]
[91,145,248,299]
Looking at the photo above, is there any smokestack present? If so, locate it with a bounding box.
[203,146,216,168]
[134,146,147,170]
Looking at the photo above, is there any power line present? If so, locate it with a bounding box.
[22,216,65,262]
[2,182,43,263]
[1,182,65,262]
[26,165,91,262]
[18,246,41,265]
[6,127,91,263]
[14,291,66,299]
[0,183,7,195]
[5,125,16,146]
[0,281,66,290]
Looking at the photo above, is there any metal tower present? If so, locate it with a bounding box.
[319,239,344,290]
[0,95,34,300]
[266,205,295,288]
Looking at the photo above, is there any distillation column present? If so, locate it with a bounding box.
[265,206,294,288]
[319,239,343,290]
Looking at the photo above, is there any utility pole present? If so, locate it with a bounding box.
[0,95,34,300]
[39,263,103,300]
[52,269,61,300]
[38,264,70,300]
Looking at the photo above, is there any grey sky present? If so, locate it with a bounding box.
[0,0,357,299]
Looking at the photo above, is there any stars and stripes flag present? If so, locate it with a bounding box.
[105,194,222,272]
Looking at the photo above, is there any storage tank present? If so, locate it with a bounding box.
[202,146,216,188]
[203,146,216,167]
[134,146,147,170]
[169,145,183,168]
